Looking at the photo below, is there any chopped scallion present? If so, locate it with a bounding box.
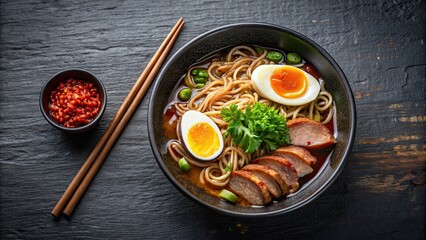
[266,51,284,62]
[225,161,233,172]
[219,189,238,203]
[178,158,191,172]
[255,46,264,54]
[286,52,302,65]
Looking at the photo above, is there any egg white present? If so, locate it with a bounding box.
[251,65,320,106]
[180,110,224,161]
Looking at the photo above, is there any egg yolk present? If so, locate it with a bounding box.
[187,122,220,158]
[270,67,307,98]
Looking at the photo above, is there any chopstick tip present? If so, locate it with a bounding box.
[50,211,60,219]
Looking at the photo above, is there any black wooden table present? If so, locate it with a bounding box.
[1,0,425,239]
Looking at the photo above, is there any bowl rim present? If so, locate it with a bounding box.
[39,68,108,133]
[148,22,356,217]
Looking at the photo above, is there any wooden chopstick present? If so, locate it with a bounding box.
[62,21,184,216]
[51,18,184,218]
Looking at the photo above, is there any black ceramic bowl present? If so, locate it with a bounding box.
[148,23,356,217]
[40,69,107,133]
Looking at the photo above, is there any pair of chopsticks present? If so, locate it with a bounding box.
[51,17,185,218]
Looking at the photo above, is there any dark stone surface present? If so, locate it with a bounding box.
[0,0,424,239]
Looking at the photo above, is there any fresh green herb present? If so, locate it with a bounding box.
[220,103,290,153]
[219,189,238,203]
[225,160,233,172]
[221,104,261,153]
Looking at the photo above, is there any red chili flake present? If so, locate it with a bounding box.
[49,78,101,128]
[307,141,311,145]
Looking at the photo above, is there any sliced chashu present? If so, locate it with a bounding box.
[253,156,299,193]
[271,145,317,177]
[229,170,272,206]
[242,164,288,198]
[287,118,336,150]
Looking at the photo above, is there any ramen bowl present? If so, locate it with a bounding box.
[148,23,356,217]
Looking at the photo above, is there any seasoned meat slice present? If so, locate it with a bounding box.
[271,145,317,177]
[287,118,336,150]
[253,156,299,193]
[243,164,285,198]
[229,170,272,205]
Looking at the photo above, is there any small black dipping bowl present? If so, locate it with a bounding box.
[40,69,107,133]
[148,23,356,217]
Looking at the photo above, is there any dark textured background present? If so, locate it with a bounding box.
[0,0,425,239]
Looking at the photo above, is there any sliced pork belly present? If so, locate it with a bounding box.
[287,118,336,150]
[242,164,285,198]
[229,170,272,205]
[253,156,299,193]
[271,145,317,177]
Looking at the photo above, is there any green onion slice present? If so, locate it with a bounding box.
[225,161,233,172]
[255,46,264,54]
[286,52,302,65]
[266,51,284,62]
[178,158,191,172]
[219,189,238,203]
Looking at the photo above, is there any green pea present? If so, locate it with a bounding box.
[193,76,207,84]
[266,51,284,62]
[255,46,264,54]
[286,52,302,65]
[178,87,192,101]
[191,69,199,76]
[195,83,205,88]
[198,69,208,78]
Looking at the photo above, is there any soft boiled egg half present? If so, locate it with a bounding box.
[251,65,320,106]
[180,110,224,161]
